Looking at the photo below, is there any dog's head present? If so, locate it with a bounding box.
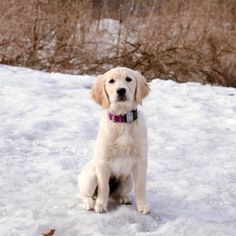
[91,67,150,111]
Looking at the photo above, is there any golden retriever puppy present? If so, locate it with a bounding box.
[78,67,150,214]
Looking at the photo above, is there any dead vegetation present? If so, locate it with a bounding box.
[42,229,55,236]
[0,0,236,87]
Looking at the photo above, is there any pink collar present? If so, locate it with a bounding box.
[108,109,138,123]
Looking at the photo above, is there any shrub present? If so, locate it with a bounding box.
[0,0,235,87]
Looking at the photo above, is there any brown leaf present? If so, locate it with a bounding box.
[42,229,56,236]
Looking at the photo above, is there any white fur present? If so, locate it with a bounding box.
[78,67,151,214]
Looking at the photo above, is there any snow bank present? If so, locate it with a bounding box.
[0,65,235,236]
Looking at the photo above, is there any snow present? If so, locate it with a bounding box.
[0,65,236,236]
[85,18,138,61]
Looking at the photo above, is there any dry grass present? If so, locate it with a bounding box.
[0,0,236,87]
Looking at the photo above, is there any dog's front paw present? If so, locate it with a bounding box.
[82,197,95,211]
[137,201,151,214]
[94,200,107,213]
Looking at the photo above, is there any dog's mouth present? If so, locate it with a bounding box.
[117,96,127,102]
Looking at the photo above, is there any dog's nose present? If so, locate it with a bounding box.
[117,88,126,96]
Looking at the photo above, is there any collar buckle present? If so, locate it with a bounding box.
[126,111,134,123]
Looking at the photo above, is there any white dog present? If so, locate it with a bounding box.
[78,67,150,214]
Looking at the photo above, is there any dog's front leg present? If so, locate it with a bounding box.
[133,160,151,214]
[94,161,111,213]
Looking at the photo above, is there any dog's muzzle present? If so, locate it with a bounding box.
[117,88,127,102]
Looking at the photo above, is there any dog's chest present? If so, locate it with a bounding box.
[109,142,137,177]
[107,123,139,177]
[109,153,135,177]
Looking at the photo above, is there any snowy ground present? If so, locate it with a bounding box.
[0,65,236,236]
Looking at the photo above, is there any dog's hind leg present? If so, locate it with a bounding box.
[78,161,97,210]
[110,175,133,205]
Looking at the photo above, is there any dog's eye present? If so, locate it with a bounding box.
[109,79,115,84]
[126,77,132,82]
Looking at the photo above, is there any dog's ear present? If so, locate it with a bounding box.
[91,75,110,108]
[134,71,150,105]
